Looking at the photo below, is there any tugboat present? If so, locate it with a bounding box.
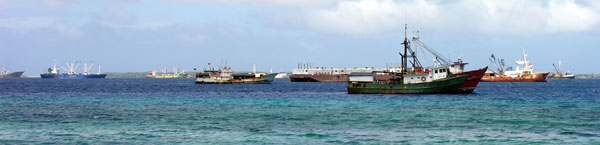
[347,25,469,94]
[0,66,24,78]
[482,47,549,82]
[548,60,575,79]
[195,64,276,84]
[41,61,107,79]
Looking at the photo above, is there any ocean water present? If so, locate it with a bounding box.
[0,78,599,144]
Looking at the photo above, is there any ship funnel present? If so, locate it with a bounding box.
[253,64,256,74]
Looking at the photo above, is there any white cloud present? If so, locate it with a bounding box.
[280,0,600,35]
[546,0,598,33]
[164,0,336,7]
[306,0,439,35]
[0,17,56,31]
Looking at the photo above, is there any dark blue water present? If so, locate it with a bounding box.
[1,78,599,144]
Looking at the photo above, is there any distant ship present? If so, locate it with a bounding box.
[274,72,288,79]
[0,66,24,78]
[195,64,276,84]
[482,47,549,82]
[274,68,288,79]
[41,61,107,79]
[548,60,575,79]
[289,63,380,82]
[146,67,190,78]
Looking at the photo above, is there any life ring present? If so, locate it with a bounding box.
[421,77,426,81]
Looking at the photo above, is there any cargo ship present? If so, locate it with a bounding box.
[41,61,107,79]
[195,64,276,84]
[0,66,24,78]
[548,60,575,79]
[146,67,190,78]
[482,48,549,82]
[347,25,470,94]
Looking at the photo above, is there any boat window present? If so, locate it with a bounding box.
[435,70,438,73]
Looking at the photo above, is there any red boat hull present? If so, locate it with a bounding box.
[456,66,487,93]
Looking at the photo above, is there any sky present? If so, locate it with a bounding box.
[1,0,599,76]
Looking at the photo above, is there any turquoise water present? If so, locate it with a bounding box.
[0,78,599,144]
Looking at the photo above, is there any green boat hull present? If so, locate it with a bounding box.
[347,75,468,94]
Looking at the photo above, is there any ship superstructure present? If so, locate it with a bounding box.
[41,61,107,79]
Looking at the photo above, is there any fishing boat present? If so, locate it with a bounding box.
[410,34,488,93]
[41,61,107,79]
[0,66,24,78]
[195,64,276,84]
[482,47,549,82]
[548,60,575,79]
[347,25,470,94]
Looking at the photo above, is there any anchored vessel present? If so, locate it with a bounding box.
[195,64,276,84]
[146,67,190,78]
[41,61,107,79]
[347,25,473,94]
[274,68,288,79]
[290,64,379,82]
[548,60,575,79]
[0,66,24,78]
[482,48,549,82]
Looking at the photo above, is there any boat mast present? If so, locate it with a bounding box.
[401,24,408,75]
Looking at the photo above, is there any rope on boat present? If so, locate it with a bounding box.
[509,82,530,93]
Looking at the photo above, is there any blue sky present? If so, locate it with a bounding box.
[1,0,599,76]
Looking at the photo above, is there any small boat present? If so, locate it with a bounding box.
[275,72,288,79]
[274,68,288,79]
[549,60,575,79]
